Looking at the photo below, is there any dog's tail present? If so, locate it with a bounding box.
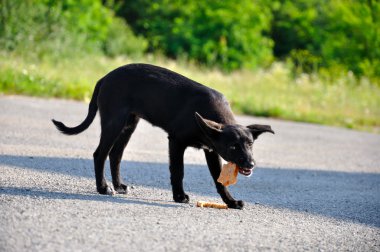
[52,78,102,135]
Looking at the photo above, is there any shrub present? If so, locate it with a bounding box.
[117,0,273,71]
[0,0,147,59]
[103,18,148,57]
[268,0,380,80]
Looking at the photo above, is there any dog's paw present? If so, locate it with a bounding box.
[97,185,115,195]
[173,193,190,203]
[227,200,244,209]
[114,184,129,194]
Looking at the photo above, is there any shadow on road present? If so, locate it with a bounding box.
[0,186,182,208]
[1,154,379,227]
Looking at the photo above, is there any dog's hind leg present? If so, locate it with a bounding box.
[93,111,128,195]
[204,150,244,209]
[109,114,140,194]
[168,138,189,203]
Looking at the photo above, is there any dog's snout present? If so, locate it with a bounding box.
[239,158,255,169]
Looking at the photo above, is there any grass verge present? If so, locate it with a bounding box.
[1,52,379,133]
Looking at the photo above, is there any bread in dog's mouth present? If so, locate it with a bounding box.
[238,166,253,177]
[217,162,238,186]
[217,162,253,187]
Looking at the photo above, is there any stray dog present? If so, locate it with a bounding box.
[52,64,274,209]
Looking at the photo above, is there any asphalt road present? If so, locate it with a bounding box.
[0,95,379,251]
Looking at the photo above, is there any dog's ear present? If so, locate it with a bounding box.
[195,112,223,138]
[247,124,274,139]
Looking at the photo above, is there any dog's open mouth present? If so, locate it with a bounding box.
[238,166,253,177]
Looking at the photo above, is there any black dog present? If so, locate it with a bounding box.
[52,64,274,209]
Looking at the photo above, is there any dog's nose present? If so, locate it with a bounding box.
[249,158,256,168]
[247,161,255,169]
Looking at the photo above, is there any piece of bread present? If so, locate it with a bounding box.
[217,162,238,186]
[196,201,228,209]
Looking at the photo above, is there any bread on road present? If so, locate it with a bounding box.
[196,201,228,209]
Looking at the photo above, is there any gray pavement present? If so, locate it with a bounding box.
[0,95,379,251]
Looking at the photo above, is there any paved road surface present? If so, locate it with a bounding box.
[0,95,379,251]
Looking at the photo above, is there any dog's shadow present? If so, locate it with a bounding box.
[1,186,182,209]
[0,155,379,227]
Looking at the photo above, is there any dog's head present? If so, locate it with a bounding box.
[195,112,274,176]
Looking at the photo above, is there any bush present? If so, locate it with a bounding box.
[268,0,380,80]
[117,0,273,71]
[103,18,148,57]
[0,0,147,59]
[320,0,380,78]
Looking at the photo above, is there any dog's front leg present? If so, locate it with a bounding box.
[204,150,244,209]
[168,138,189,203]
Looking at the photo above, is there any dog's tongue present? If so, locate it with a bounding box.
[237,165,253,177]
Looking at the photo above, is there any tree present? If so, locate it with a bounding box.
[117,0,273,70]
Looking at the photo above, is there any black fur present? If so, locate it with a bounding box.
[52,63,274,209]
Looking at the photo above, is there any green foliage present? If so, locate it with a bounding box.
[103,18,148,57]
[270,0,321,58]
[117,0,273,71]
[0,0,147,59]
[320,0,380,78]
[1,0,378,79]
[268,0,380,79]
[115,0,379,79]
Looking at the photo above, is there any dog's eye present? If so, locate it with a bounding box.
[230,144,239,150]
[248,141,253,147]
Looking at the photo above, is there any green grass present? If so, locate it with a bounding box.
[1,52,379,133]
